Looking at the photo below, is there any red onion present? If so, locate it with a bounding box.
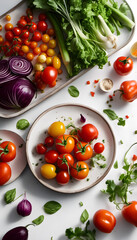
[0,77,36,109]
[17,193,32,217]
[0,60,11,80]
[80,114,86,123]
[9,56,33,76]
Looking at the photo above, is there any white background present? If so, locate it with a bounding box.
[0,0,137,239]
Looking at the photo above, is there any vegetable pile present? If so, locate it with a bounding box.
[35,117,106,185]
[29,0,135,76]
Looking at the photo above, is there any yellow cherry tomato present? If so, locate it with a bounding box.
[48,39,56,49]
[48,121,65,138]
[52,56,61,69]
[21,45,29,53]
[6,15,11,21]
[37,54,46,63]
[41,164,56,179]
[42,34,50,43]
[46,57,52,66]
[34,63,44,71]
[46,48,55,57]
[0,35,4,44]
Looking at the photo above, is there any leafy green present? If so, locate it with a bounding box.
[102,142,137,209]
[4,189,16,204]
[44,201,61,214]
[114,161,118,169]
[32,215,44,225]
[90,154,106,168]
[80,209,89,223]
[16,119,30,130]
[103,109,125,126]
[65,220,96,240]
[68,86,79,97]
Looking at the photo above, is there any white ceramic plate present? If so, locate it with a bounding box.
[0,0,135,118]
[26,104,116,193]
[0,130,27,185]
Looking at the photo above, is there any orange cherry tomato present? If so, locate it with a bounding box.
[74,142,93,161]
[5,23,13,31]
[55,135,75,154]
[70,161,89,180]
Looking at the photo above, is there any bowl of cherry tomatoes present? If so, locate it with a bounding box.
[26,104,116,193]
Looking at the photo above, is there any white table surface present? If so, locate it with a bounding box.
[0,0,137,239]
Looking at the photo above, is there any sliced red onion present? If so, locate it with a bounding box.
[80,114,86,123]
[0,77,36,109]
[9,56,33,76]
[0,59,11,80]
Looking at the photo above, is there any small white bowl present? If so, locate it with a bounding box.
[99,78,113,92]
[130,42,137,58]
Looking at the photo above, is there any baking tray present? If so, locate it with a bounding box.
[0,0,135,118]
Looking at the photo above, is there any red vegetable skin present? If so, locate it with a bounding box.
[42,66,58,85]
[2,226,28,240]
[0,162,11,185]
[56,171,70,185]
[79,123,99,142]
[0,141,16,162]
[122,201,137,227]
[120,80,137,102]
[114,56,133,76]
[93,209,116,233]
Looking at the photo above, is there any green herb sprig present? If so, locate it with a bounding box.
[103,109,125,126]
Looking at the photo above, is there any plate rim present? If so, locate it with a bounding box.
[26,103,116,193]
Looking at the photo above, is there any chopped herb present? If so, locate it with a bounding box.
[134,130,137,134]
[51,237,53,240]
[68,86,79,97]
[19,143,23,148]
[80,209,89,224]
[79,201,83,207]
[108,105,112,108]
[102,139,105,143]
[86,178,90,181]
[108,61,111,66]
[103,109,126,126]
[90,154,106,168]
[114,161,118,169]
[39,158,42,161]
[0,138,2,141]
[35,163,39,166]
[120,140,123,144]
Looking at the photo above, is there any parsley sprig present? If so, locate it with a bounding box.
[90,154,106,168]
[102,142,137,209]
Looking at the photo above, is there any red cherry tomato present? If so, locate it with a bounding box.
[12,27,21,36]
[70,161,89,180]
[113,56,133,76]
[44,150,59,164]
[25,15,33,23]
[0,162,11,185]
[74,142,93,161]
[122,201,137,227]
[27,22,37,33]
[0,141,16,162]
[55,135,75,154]
[44,136,54,147]
[5,31,14,42]
[79,123,99,142]
[94,142,105,154]
[57,153,74,170]
[42,66,58,85]
[93,209,116,233]
[37,21,48,32]
[36,143,47,154]
[38,13,47,21]
[32,31,42,42]
[21,29,30,39]
[56,171,70,185]
[12,36,22,45]
[17,19,27,29]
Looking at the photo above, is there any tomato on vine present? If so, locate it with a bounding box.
[0,141,16,162]
[57,153,74,170]
[70,161,89,180]
[56,135,75,154]
[74,142,93,161]
[113,56,133,76]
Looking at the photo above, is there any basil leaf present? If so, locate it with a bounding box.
[80,209,89,223]
[4,188,16,204]
[32,215,44,225]
[103,109,118,120]
[118,118,125,126]
[68,86,79,97]
[16,119,30,130]
[44,201,61,214]
[114,161,118,169]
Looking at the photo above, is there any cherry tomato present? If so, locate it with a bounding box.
[113,56,133,76]
[13,27,21,36]
[17,19,27,29]
[48,39,56,49]
[57,153,74,170]
[30,41,37,49]
[47,28,55,36]
[93,209,116,233]
[79,123,99,142]
[25,15,33,23]
[36,79,46,90]
[42,66,58,85]
[38,13,47,21]
[28,22,37,33]
[5,23,13,31]
[0,141,16,162]
[23,39,30,46]
[42,33,50,43]
[56,171,70,185]
[41,163,56,179]
[122,201,137,227]
[0,25,2,31]
[5,31,14,42]
[56,135,75,154]
[70,161,89,180]
[33,47,41,55]
[32,31,42,42]
[26,8,33,16]
[44,150,59,164]
[0,162,11,185]
[5,15,11,21]
[21,45,29,53]
[12,36,22,45]
[44,136,54,147]
[94,142,105,154]
[40,43,48,52]
[26,52,34,61]
[74,142,93,161]
[36,143,47,154]
[52,56,61,69]
[21,29,30,39]
[0,35,4,44]
[48,121,65,138]
[37,21,48,32]
[46,48,55,57]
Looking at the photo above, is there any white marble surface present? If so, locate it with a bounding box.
[0,1,137,240]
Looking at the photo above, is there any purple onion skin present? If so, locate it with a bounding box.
[2,226,28,240]
[17,199,32,217]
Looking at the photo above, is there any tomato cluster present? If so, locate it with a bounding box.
[36,120,105,185]
[0,140,16,185]
[0,9,62,91]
